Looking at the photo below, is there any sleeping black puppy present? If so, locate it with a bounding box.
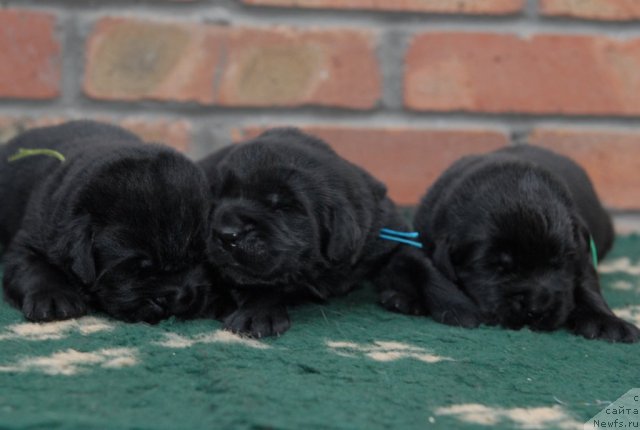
[0,120,227,323]
[199,128,430,337]
[410,145,639,342]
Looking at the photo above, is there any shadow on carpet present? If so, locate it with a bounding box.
[0,235,639,430]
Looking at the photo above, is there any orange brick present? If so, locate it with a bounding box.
[529,128,640,210]
[405,33,640,116]
[540,0,640,21]
[218,27,380,109]
[84,18,381,109]
[0,117,191,152]
[84,18,224,104]
[0,10,60,99]
[243,0,524,14]
[234,126,508,205]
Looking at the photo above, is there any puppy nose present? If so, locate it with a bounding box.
[213,210,254,249]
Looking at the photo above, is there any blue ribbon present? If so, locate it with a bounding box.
[379,228,423,249]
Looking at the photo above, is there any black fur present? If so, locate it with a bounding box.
[411,145,639,342]
[199,128,430,337]
[0,120,230,323]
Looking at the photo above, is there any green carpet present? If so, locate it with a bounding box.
[1,236,639,430]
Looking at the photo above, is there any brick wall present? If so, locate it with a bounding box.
[1,0,639,213]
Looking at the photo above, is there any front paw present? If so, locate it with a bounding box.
[223,306,291,338]
[379,289,426,316]
[22,289,87,322]
[570,314,640,343]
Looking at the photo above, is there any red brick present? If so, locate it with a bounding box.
[540,0,640,21]
[529,129,640,210]
[0,10,60,99]
[405,33,640,116]
[234,126,508,204]
[84,18,380,109]
[0,117,191,152]
[243,0,525,14]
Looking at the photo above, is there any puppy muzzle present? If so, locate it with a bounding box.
[501,282,570,330]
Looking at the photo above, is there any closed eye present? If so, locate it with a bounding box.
[264,193,303,213]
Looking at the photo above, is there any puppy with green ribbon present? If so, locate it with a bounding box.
[0,120,231,324]
[407,145,638,343]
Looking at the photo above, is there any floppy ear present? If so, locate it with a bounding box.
[565,216,640,342]
[322,168,388,265]
[51,214,96,285]
[322,202,364,266]
[571,216,596,268]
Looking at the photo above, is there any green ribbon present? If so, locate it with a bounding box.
[8,148,66,163]
[590,236,598,268]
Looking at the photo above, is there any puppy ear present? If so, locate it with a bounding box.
[322,203,364,265]
[52,214,96,285]
[571,217,596,266]
[321,168,387,265]
[566,216,640,342]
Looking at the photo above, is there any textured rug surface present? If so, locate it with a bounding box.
[0,235,639,430]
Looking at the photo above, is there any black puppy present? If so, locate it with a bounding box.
[410,145,639,342]
[199,128,430,337]
[0,120,226,323]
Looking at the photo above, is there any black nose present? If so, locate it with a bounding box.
[213,209,254,249]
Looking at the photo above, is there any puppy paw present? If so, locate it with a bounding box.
[22,289,87,322]
[379,289,426,315]
[223,306,291,338]
[570,314,640,343]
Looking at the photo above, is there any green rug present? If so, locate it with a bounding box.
[1,236,639,430]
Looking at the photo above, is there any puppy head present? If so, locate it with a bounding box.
[205,131,373,289]
[61,150,215,323]
[436,200,587,331]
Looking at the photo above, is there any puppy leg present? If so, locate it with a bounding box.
[3,243,87,321]
[425,264,483,328]
[205,290,238,321]
[174,266,238,321]
[223,291,290,338]
[567,267,639,343]
[372,246,482,327]
[422,259,483,328]
[373,247,428,316]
